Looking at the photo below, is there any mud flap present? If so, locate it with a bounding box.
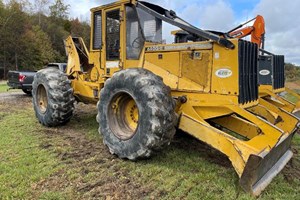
[240,131,295,196]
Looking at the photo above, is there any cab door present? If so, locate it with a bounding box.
[102,7,123,75]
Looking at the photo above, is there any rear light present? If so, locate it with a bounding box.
[19,74,26,83]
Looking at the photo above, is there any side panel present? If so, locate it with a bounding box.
[145,52,180,76]
[143,59,179,89]
[211,40,239,95]
[143,45,213,92]
[258,55,272,85]
[181,50,212,92]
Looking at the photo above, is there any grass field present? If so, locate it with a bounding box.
[0,81,21,93]
[0,81,8,93]
[0,91,299,199]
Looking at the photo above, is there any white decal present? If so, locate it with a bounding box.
[214,52,220,59]
[106,61,119,68]
[259,70,270,76]
[215,69,233,78]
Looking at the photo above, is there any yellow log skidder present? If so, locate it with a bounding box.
[32,0,299,196]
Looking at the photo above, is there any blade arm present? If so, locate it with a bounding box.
[136,1,235,49]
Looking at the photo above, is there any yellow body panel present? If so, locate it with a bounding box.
[259,85,300,114]
[181,50,212,92]
[145,52,180,76]
[211,40,239,95]
[143,60,179,89]
[248,105,279,124]
[72,79,103,103]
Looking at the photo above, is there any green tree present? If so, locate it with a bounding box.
[0,0,91,79]
[33,0,49,26]
[21,25,57,70]
[0,0,29,75]
[45,0,71,61]
[49,0,69,20]
[70,18,91,49]
[285,63,300,81]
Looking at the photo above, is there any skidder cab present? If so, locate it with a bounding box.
[32,0,299,196]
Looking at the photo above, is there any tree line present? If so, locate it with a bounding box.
[0,0,90,79]
[285,63,300,81]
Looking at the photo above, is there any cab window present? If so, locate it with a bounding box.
[106,9,120,60]
[93,11,102,50]
[126,6,144,60]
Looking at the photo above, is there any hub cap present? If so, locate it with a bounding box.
[108,93,139,140]
[36,84,48,114]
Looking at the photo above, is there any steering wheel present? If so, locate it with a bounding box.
[131,37,142,49]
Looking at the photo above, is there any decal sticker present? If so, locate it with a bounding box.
[259,70,270,76]
[145,43,212,52]
[106,61,119,68]
[214,52,220,59]
[215,69,233,78]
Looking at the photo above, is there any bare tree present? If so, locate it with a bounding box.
[34,0,49,26]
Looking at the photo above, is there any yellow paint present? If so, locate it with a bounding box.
[259,85,298,113]
[181,50,212,92]
[248,105,278,124]
[211,115,260,139]
[123,98,139,131]
[211,40,239,95]
[145,52,180,76]
[144,60,178,89]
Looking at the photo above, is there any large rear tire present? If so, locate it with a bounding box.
[97,68,177,160]
[32,68,75,127]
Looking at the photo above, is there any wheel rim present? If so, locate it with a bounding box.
[36,84,48,114]
[108,92,139,140]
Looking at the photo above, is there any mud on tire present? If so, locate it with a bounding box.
[32,67,75,127]
[97,68,177,160]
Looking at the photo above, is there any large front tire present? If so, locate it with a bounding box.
[32,68,75,127]
[97,68,177,160]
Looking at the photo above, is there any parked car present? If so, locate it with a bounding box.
[7,63,67,95]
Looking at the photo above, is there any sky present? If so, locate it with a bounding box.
[58,0,300,65]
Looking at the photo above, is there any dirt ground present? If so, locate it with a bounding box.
[0,92,234,199]
[0,92,153,199]
[0,92,299,199]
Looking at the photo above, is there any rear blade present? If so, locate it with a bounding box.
[240,131,295,196]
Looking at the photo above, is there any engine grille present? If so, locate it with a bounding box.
[238,40,259,104]
[273,55,285,90]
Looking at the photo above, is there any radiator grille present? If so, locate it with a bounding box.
[238,40,259,104]
[273,55,285,90]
